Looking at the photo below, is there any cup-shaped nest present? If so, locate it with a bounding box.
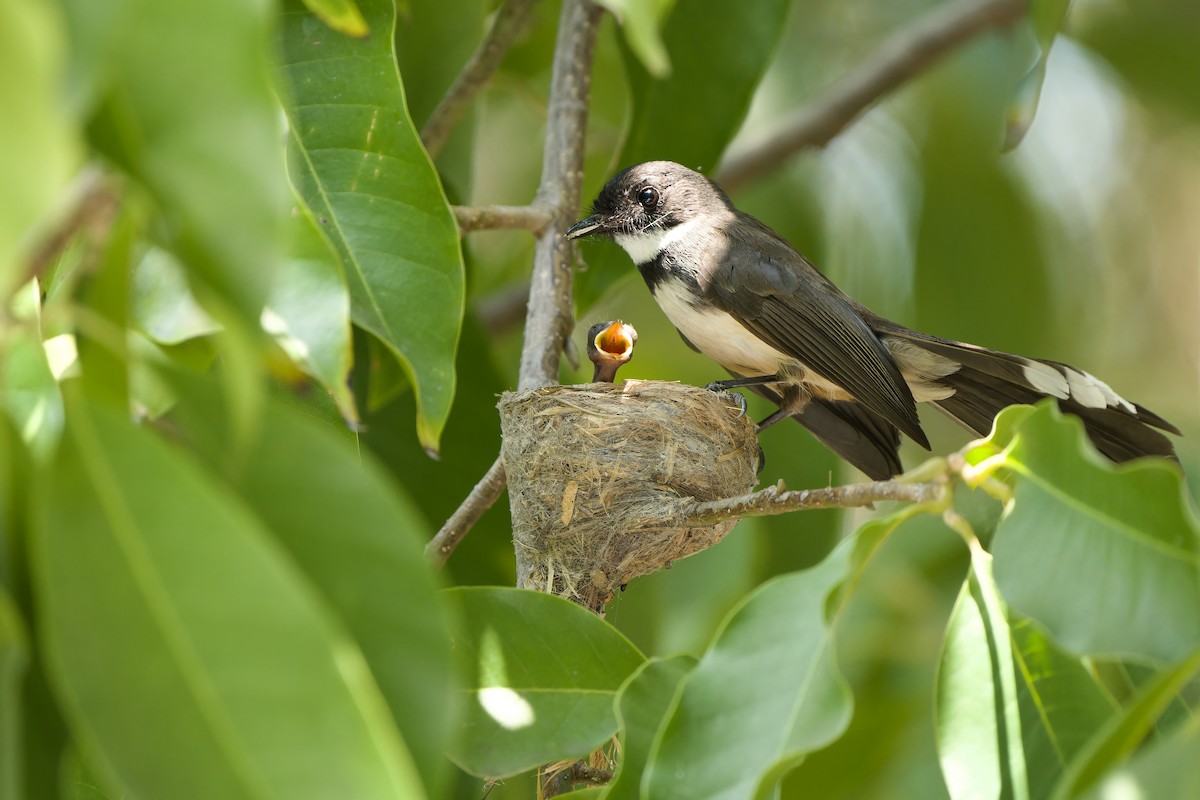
[499,380,759,613]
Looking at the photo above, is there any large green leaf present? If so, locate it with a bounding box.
[606,655,695,800]
[936,540,1115,800]
[0,0,78,302]
[61,0,285,317]
[576,0,790,307]
[164,372,453,795]
[642,541,848,799]
[1050,648,1200,800]
[445,587,645,778]
[640,499,940,800]
[33,390,424,800]
[278,0,465,455]
[966,403,1200,662]
[300,0,367,37]
[937,542,1028,800]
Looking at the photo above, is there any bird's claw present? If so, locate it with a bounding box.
[704,382,748,417]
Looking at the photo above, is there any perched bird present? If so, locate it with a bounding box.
[586,319,638,383]
[566,161,1179,480]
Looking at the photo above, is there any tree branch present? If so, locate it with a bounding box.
[715,0,1027,193]
[431,0,602,571]
[453,204,552,233]
[426,455,507,568]
[660,479,946,530]
[421,0,541,158]
[518,0,603,392]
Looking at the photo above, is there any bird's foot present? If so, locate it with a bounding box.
[704,381,748,417]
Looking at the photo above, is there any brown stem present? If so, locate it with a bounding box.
[661,479,946,529]
[453,204,552,233]
[512,0,603,584]
[715,0,1027,193]
[518,0,603,393]
[425,455,507,568]
[429,1,602,570]
[421,0,541,158]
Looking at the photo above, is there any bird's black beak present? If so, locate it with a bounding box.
[565,214,605,240]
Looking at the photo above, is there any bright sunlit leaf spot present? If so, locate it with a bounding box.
[478,687,535,731]
[1096,774,1143,800]
[474,627,535,730]
[43,334,78,380]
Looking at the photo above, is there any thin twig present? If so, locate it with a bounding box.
[662,479,946,530]
[421,0,541,158]
[454,204,552,233]
[715,0,1027,193]
[426,455,507,567]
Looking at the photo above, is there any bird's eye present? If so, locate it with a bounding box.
[636,186,659,209]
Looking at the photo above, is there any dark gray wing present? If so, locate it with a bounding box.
[709,219,928,447]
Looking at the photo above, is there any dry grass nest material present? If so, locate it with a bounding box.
[499,380,760,612]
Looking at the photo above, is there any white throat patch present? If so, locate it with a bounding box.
[613,217,706,265]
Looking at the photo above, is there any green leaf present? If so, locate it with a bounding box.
[606,655,696,800]
[576,0,789,307]
[1004,0,1071,149]
[164,372,453,795]
[0,585,28,800]
[1077,717,1200,800]
[1010,621,1117,798]
[643,538,856,800]
[265,207,358,424]
[936,540,1115,800]
[445,587,644,778]
[62,0,286,317]
[593,0,676,78]
[0,0,79,302]
[33,390,425,800]
[1050,648,1200,800]
[937,542,1029,800]
[300,0,368,37]
[278,0,465,455]
[131,248,221,345]
[967,402,1200,662]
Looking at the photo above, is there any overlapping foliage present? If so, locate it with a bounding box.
[2,0,1198,798]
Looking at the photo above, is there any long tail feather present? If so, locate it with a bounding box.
[877,325,1179,463]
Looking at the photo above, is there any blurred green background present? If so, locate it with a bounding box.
[376,0,1200,795]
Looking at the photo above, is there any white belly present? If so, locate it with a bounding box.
[652,278,854,401]
[653,280,786,376]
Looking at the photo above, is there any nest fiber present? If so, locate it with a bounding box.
[499,380,759,612]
